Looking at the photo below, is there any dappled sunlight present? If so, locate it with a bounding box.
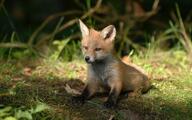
[0,0,192,119]
[0,49,192,119]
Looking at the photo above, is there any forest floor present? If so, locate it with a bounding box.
[0,50,192,120]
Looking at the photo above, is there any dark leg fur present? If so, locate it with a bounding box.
[71,86,90,105]
[103,89,120,108]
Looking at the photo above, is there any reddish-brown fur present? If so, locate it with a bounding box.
[72,20,151,108]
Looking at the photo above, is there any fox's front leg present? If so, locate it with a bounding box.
[72,79,98,105]
[104,80,122,108]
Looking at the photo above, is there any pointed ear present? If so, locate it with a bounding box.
[79,19,89,37]
[101,25,116,41]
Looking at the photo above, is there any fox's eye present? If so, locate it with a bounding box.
[95,48,102,51]
[83,46,88,50]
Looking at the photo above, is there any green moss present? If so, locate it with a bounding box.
[0,49,192,119]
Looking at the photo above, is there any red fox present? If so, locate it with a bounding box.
[72,20,151,108]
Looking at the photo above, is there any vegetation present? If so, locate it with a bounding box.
[0,0,192,119]
[0,47,192,119]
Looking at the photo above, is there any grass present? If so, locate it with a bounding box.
[0,1,192,119]
[0,48,192,120]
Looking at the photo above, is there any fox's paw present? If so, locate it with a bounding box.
[71,96,85,105]
[103,100,117,109]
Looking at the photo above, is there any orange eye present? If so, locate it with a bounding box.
[95,48,102,51]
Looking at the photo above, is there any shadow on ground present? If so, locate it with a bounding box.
[0,76,191,120]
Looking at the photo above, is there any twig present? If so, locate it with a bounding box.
[5,0,102,55]
[57,0,102,32]
[50,17,64,42]
[2,4,21,41]
[124,37,146,51]
[38,19,79,44]
[37,0,102,44]
[0,93,12,97]
[0,42,28,48]
[117,24,146,53]
[135,0,160,21]
[80,0,102,19]
[28,10,81,45]
[109,115,115,120]
[152,0,159,10]
[0,43,41,57]
[175,4,192,58]
[8,32,16,61]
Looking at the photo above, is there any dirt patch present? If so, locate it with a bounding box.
[1,76,186,120]
[0,77,146,119]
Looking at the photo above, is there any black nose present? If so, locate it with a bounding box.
[85,56,90,62]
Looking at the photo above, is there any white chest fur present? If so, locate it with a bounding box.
[90,62,116,83]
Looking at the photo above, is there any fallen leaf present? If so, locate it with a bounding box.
[64,84,81,95]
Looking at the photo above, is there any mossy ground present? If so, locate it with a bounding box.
[0,50,192,120]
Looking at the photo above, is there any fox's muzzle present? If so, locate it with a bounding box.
[85,56,95,64]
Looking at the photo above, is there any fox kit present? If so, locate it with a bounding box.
[72,20,151,108]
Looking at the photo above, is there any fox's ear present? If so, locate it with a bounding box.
[101,25,116,41]
[79,19,89,37]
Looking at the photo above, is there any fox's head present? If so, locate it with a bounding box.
[79,20,116,64]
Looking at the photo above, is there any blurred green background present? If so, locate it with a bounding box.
[0,0,192,60]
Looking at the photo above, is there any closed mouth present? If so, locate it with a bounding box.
[85,60,95,64]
